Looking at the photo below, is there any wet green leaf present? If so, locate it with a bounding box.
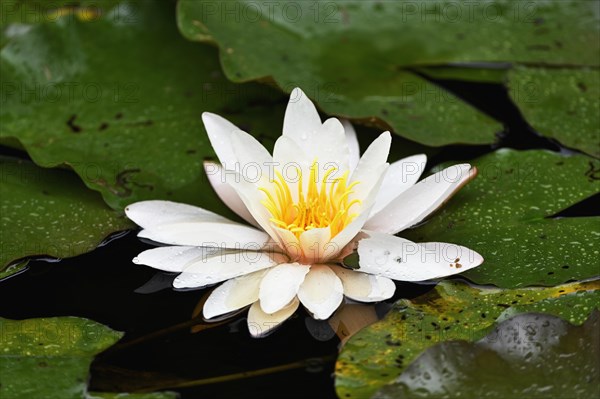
[176,0,508,146]
[0,157,132,269]
[0,260,28,280]
[335,279,600,399]
[0,317,122,399]
[0,316,176,399]
[0,0,288,212]
[177,0,599,146]
[373,311,600,399]
[508,66,600,157]
[404,149,600,288]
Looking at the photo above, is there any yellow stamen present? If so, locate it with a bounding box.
[259,160,361,238]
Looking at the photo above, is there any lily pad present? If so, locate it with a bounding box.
[508,66,600,157]
[0,0,287,212]
[177,0,599,147]
[0,316,177,399]
[373,311,600,399]
[335,279,600,399]
[404,149,600,288]
[177,0,505,146]
[0,157,132,269]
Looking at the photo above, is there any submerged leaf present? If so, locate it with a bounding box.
[373,312,600,399]
[335,279,600,398]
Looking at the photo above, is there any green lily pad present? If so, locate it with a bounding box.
[373,311,600,399]
[177,0,505,146]
[0,0,287,212]
[0,157,132,269]
[335,279,600,399]
[404,149,600,288]
[0,316,177,399]
[0,260,28,280]
[508,66,600,157]
[177,0,599,147]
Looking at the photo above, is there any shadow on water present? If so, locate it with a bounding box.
[0,231,432,398]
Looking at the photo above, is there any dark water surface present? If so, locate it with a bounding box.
[1,79,596,398]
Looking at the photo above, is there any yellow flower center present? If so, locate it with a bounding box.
[260,161,361,239]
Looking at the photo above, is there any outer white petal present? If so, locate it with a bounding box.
[202,112,243,168]
[203,269,268,319]
[203,161,259,227]
[298,265,344,320]
[259,263,310,314]
[282,88,322,151]
[229,129,273,184]
[364,164,475,234]
[125,200,232,229]
[173,251,286,289]
[356,231,484,281]
[138,222,270,249]
[342,119,360,173]
[349,131,391,203]
[370,154,427,216]
[133,246,227,272]
[247,298,299,338]
[329,265,396,302]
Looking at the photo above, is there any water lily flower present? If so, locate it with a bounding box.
[125,88,483,337]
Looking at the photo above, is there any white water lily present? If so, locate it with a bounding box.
[125,88,483,338]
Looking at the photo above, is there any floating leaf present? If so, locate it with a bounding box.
[0,157,132,269]
[373,312,600,399]
[508,66,600,157]
[335,279,600,398]
[404,149,600,288]
[0,316,176,399]
[0,0,287,212]
[176,0,507,146]
[177,0,599,146]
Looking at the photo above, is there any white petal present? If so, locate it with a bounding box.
[229,129,273,183]
[298,265,344,320]
[138,221,270,249]
[203,269,268,319]
[371,154,427,215]
[247,298,299,338]
[125,200,232,229]
[313,117,349,170]
[223,174,288,251]
[322,161,387,262]
[299,227,331,264]
[349,131,391,203]
[202,112,244,168]
[329,265,396,302]
[259,263,310,313]
[356,231,484,281]
[203,161,260,227]
[133,245,227,272]
[282,88,322,151]
[364,164,475,234]
[173,251,286,289]
[342,119,360,173]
